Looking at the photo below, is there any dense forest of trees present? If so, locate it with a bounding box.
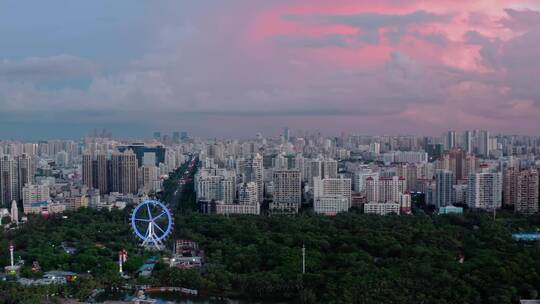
[2,208,540,303]
[1,163,540,303]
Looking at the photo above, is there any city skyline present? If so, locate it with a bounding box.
[1,127,540,142]
[2,1,540,302]
[2,1,540,138]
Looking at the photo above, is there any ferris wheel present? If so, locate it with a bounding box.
[131,199,173,250]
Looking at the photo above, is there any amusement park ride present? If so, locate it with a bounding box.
[130,199,173,251]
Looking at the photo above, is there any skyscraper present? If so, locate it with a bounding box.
[82,153,93,189]
[111,150,138,194]
[435,170,456,208]
[11,200,19,224]
[0,155,18,206]
[478,130,490,157]
[16,154,34,195]
[463,130,473,154]
[95,153,109,195]
[446,130,456,150]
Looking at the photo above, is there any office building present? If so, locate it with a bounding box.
[435,170,456,208]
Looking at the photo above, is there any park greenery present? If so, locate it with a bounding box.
[1,163,540,303]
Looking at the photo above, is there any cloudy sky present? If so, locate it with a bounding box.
[1,0,540,139]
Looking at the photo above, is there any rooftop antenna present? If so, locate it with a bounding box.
[10,244,14,268]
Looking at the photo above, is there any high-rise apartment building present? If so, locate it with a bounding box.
[0,155,18,206]
[272,170,301,211]
[366,176,406,203]
[515,169,539,214]
[196,168,236,204]
[111,150,138,194]
[82,153,93,189]
[322,159,338,179]
[503,166,519,207]
[307,157,338,185]
[313,175,352,215]
[353,169,379,192]
[0,154,34,206]
[397,163,417,192]
[16,153,34,192]
[238,182,259,206]
[83,152,110,195]
[94,153,109,195]
[467,170,502,210]
[244,153,264,203]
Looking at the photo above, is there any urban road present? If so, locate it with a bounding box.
[168,156,197,208]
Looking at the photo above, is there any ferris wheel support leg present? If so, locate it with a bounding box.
[141,222,165,250]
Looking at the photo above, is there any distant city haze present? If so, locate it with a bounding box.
[1,1,540,139]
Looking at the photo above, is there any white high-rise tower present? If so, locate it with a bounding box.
[10,200,19,224]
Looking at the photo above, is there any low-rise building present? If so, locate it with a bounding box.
[314,195,349,216]
[438,205,464,215]
[364,202,400,215]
